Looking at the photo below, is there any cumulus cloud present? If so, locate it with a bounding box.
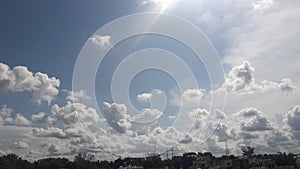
[13,114,32,126]
[32,127,67,138]
[63,89,91,102]
[235,108,272,131]
[32,112,56,125]
[179,134,193,144]
[0,105,12,118]
[188,108,209,130]
[13,141,30,149]
[89,35,112,49]
[222,61,254,92]
[240,115,272,131]
[103,102,131,133]
[183,89,205,103]
[267,130,291,147]
[218,61,298,95]
[99,102,176,144]
[284,105,300,131]
[132,108,163,124]
[0,106,31,126]
[137,93,152,102]
[65,126,85,137]
[188,108,209,118]
[136,89,167,113]
[235,107,259,117]
[170,88,205,107]
[51,101,100,125]
[0,63,60,105]
[279,79,297,94]
[213,109,227,119]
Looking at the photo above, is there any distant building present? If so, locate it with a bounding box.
[189,153,275,169]
[214,158,232,169]
[250,158,276,169]
[190,152,215,169]
[296,156,300,169]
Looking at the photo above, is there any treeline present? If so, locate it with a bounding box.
[0,152,297,169]
[253,152,296,166]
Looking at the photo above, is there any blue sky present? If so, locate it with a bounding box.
[1,0,300,160]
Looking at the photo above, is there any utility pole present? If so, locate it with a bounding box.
[166,148,174,160]
[225,139,230,156]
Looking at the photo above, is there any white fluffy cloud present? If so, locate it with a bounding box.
[183,89,205,103]
[32,127,68,139]
[64,89,91,102]
[102,102,131,133]
[0,105,12,118]
[32,112,56,126]
[13,114,32,126]
[132,108,163,124]
[170,88,205,108]
[140,0,179,9]
[0,63,60,104]
[89,35,112,49]
[222,61,254,92]
[51,101,100,125]
[188,108,209,118]
[218,61,297,95]
[235,108,272,131]
[278,79,297,94]
[13,141,30,149]
[0,105,31,126]
[137,93,152,102]
[284,105,300,131]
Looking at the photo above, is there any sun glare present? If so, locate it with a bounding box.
[143,0,179,12]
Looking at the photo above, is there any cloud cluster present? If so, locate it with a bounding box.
[32,112,56,125]
[51,101,100,125]
[102,101,164,135]
[221,0,300,85]
[132,108,163,124]
[103,102,131,133]
[284,105,300,131]
[234,108,273,132]
[0,103,299,159]
[0,105,31,126]
[218,61,297,95]
[13,141,30,149]
[32,127,68,139]
[0,63,60,104]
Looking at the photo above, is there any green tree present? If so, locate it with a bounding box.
[0,154,34,169]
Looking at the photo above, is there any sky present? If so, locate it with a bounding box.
[0,0,300,161]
